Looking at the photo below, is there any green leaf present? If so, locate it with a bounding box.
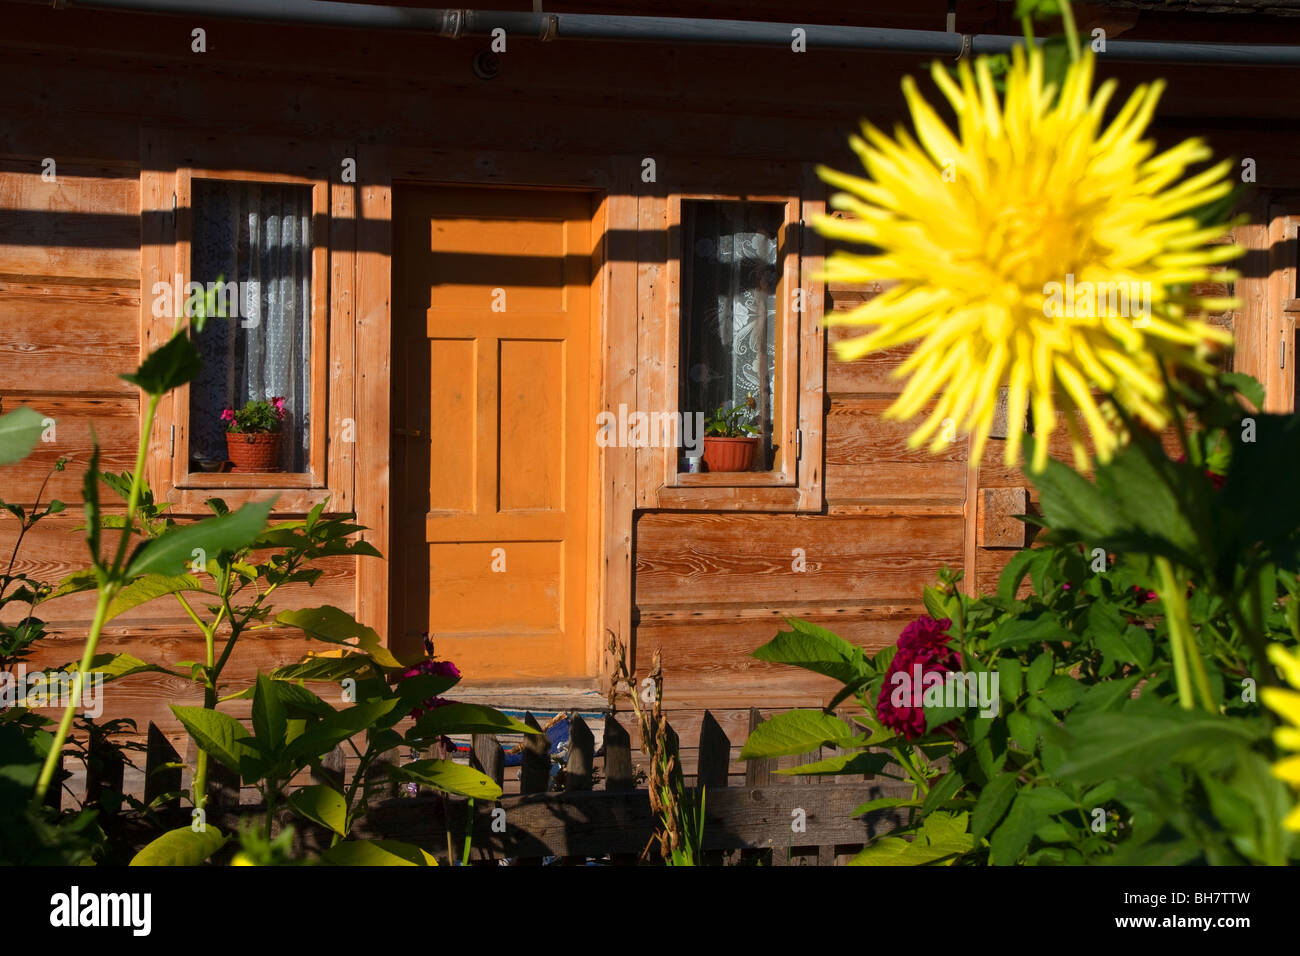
[395,673,460,707]
[120,331,202,395]
[1057,708,1266,782]
[850,796,919,818]
[287,784,349,836]
[251,673,288,757]
[1039,675,1085,712]
[986,612,1072,651]
[68,652,175,682]
[106,573,202,621]
[1068,676,1141,723]
[275,606,403,669]
[271,654,375,684]
[0,407,45,465]
[320,839,438,866]
[851,811,972,866]
[997,657,1023,702]
[738,709,859,759]
[922,585,954,623]
[971,772,1018,842]
[1020,786,1077,814]
[919,769,964,815]
[129,825,228,866]
[126,500,274,579]
[408,702,542,742]
[989,794,1038,865]
[1007,712,1038,752]
[996,549,1038,602]
[1025,652,1053,695]
[393,759,503,800]
[1026,434,1206,568]
[751,618,869,684]
[1221,371,1265,409]
[775,750,888,776]
[850,836,967,866]
[44,570,97,605]
[283,698,400,763]
[83,444,101,568]
[222,680,336,718]
[171,705,254,774]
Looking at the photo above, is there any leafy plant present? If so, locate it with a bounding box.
[743,371,1299,865]
[608,636,706,865]
[222,396,285,434]
[703,394,759,438]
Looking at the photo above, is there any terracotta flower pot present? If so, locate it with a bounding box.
[702,436,759,472]
[226,431,282,472]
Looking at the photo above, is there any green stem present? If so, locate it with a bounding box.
[889,745,931,794]
[33,586,115,802]
[1059,0,1081,62]
[111,393,161,575]
[33,391,161,803]
[1155,557,1198,710]
[461,798,475,866]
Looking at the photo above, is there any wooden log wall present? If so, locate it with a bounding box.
[0,1,1297,757]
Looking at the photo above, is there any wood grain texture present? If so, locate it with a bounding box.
[635,512,962,607]
[823,397,967,502]
[0,280,138,394]
[0,160,138,282]
[0,395,137,504]
[978,486,1028,548]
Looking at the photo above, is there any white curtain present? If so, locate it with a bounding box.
[679,201,781,467]
[190,181,313,472]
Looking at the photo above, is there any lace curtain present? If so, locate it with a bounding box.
[679,201,782,467]
[189,180,313,472]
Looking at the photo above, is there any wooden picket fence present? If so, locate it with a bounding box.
[47,708,912,865]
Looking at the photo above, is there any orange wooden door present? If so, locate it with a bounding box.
[392,186,594,678]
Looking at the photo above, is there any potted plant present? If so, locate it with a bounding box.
[701,394,760,472]
[222,396,285,472]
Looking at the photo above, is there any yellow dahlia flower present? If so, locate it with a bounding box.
[817,45,1240,472]
[1262,644,1300,832]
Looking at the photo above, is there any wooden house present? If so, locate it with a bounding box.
[2,0,1299,769]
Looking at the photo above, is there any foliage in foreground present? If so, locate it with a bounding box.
[743,372,1300,865]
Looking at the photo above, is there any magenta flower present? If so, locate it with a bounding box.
[876,616,959,740]
[1133,585,1158,605]
[220,408,235,423]
[395,632,461,720]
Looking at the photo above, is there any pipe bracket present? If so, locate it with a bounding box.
[956,33,972,60]
[540,14,558,41]
[442,9,465,40]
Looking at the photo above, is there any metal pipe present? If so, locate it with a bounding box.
[55,0,1300,66]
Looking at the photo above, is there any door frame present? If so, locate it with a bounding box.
[354,145,640,680]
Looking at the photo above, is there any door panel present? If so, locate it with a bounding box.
[392,186,593,678]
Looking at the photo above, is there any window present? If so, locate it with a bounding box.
[653,180,825,511]
[189,180,314,474]
[139,132,344,514]
[679,200,784,471]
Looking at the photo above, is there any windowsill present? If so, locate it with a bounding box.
[672,470,795,488]
[165,486,336,515]
[176,471,316,489]
[655,484,804,511]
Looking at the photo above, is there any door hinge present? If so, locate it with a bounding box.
[796,428,803,461]
[169,424,175,458]
[1282,338,1287,369]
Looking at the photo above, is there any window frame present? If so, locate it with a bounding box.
[141,131,347,514]
[666,192,800,489]
[651,169,825,512]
